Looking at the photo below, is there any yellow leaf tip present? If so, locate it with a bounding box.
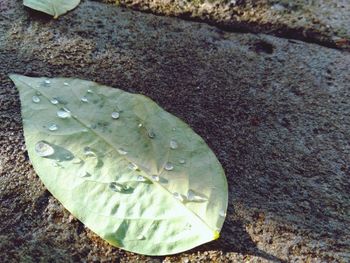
[213,230,220,240]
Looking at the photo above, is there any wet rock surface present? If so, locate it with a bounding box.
[0,0,350,262]
[100,0,350,50]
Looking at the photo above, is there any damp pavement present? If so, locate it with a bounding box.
[0,0,350,262]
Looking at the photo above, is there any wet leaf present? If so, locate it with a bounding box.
[23,0,80,18]
[10,74,228,255]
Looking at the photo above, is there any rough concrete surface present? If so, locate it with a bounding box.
[101,0,350,50]
[1,0,350,262]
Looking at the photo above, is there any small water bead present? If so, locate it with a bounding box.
[81,96,89,103]
[35,141,54,157]
[151,175,159,182]
[170,139,178,149]
[164,162,174,171]
[148,130,155,139]
[43,79,51,86]
[48,124,58,131]
[79,171,91,178]
[32,95,40,103]
[128,162,138,171]
[57,108,71,119]
[172,127,176,131]
[219,210,226,217]
[187,189,208,202]
[137,175,147,182]
[117,148,128,155]
[63,82,69,86]
[84,147,96,157]
[179,159,186,164]
[72,158,83,164]
[50,98,59,105]
[138,123,143,128]
[52,161,62,168]
[87,89,93,93]
[109,182,127,192]
[111,111,120,119]
[173,192,184,202]
[35,91,41,96]
[137,234,145,240]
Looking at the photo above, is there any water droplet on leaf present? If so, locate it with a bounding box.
[35,141,54,157]
[50,98,59,105]
[164,162,174,171]
[32,95,40,103]
[137,234,145,240]
[219,210,226,217]
[187,189,208,202]
[148,130,155,139]
[63,82,69,86]
[48,124,58,131]
[128,162,138,171]
[137,175,147,182]
[87,89,93,93]
[151,175,159,181]
[44,79,51,85]
[173,192,184,202]
[170,139,178,149]
[36,91,41,96]
[179,159,186,164]
[81,96,88,103]
[111,111,120,119]
[84,147,96,157]
[57,108,71,119]
[117,148,128,155]
[109,182,127,192]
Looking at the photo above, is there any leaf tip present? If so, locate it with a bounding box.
[213,230,220,240]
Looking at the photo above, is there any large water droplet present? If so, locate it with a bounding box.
[57,108,71,119]
[111,111,120,119]
[32,95,40,103]
[151,175,159,182]
[81,96,88,103]
[164,162,174,171]
[48,124,58,131]
[35,141,54,157]
[173,192,184,202]
[187,189,208,202]
[128,162,138,171]
[170,139,178,149]
[117,148,128,155]
[50,98,59,105]
[137,175,147,182]
[219,210,226,217]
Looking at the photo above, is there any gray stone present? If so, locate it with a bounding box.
[0,0,349,262]
[100,0,350,50]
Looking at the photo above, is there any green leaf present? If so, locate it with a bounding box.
[10,74,228,255]
[23,0,80,18]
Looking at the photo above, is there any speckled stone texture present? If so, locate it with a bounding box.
[101,0,350,50]
[0,0,350,262]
